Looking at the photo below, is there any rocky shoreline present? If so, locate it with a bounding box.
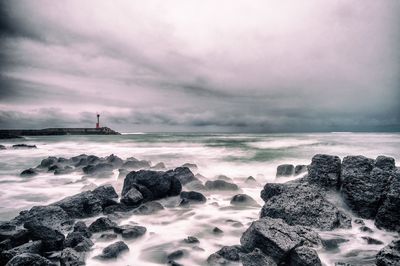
[0,153,399,265]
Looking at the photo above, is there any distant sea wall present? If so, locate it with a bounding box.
[0,127,120,138]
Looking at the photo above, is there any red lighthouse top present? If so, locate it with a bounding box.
[96,114,100,129]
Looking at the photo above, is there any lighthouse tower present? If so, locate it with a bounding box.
[96,114,100,129]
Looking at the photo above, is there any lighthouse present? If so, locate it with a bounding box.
[96,114,100,129]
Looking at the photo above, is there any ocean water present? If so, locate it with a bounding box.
[0,132,399,265]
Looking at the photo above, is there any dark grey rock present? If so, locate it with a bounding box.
[99,233,117,241]
[321,237,349,251]
[20,168,38,177]
[307,154,341,188]
[92,184,119,208]
[5,253,54,266]
[0,241,42,265]
[184,236,199,244]
[89,217,117,233]
[172,167,197,185]
[184,180,206,191]
[206,253,229,265]
[180,191,206,203]
[0,145,6,150]
[120,187,143,206]
[205,180,239,191]
[245,176,258,185]
[342,155,392,219]
[0,228,29,247]
[82,163,113,177]
[361,236,383,245]
[240,218,321,263]
[359,226,373,233]
[95,241,129,259]
[240,248,277,266]
[215,245,244,261]
[181,163,198,170]
[39,157,58,168]
[52,191,103,218]
[353,219,365,225]
[120,226,146,239]
[375,172,400,232]
[276,164,294,177]
[132,201,164,215]
[289,246,322,266]
[60,248,85,266]
[12,144,37,149]
[294,165,308,175]
[212,227,223,234]
[230,194,259,207]
[167,250,185,260]
[216,175,232,181]
[106,154,123,168]
[375,156,396,172]
[73,222,92,238]
[64,232,93,250]
[260,183,352,230]
[376,240,400,266]
[24,222,65,251]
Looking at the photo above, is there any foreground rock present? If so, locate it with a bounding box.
[5,253,54,266]
[307,154,341,189]
[240,218,321,264]
[260,182,352,230]
[95,241,129,260]
[240,248,277,266]
[376,240,400,266]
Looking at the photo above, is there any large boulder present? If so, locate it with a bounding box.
[376,240,400,266]
[120,187,144,206]
[307,154,341,188]
[0,227,29,248]
[341,155,392,219]
[240,218,321,264]
[0,241,42,265]
[5,253,54,266]
[375,172,400,232]
[122,170,182,201]
[180,191,206,203]
[260,183,351,230]
[23,222,65,251]
[205,180,239,191]
[276,164,294,177]
[375,156,396,172]
[230,194,259,207]
[88,217,117,233]
[294,165,307,175]
[64,231,93,251]
[92,185,119,208]
[95,241,129,259]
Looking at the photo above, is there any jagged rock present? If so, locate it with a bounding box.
[215,245,244,261]
[240,218,321,263]
[0,227,29,247]
[12,205,72,231]
[230,194,259,207]
[206,253,229,265]
[5,253,54,266]
[82,163,113,176]
[289,246,322,266]
[180,191,206,203]
[376,240,400,266]
[64,232,93,251]
[342,155,392,219]
[212,227,223,234]
[184,236,199,244]
[294,165,307,175]
[52,191,103,218]
[60,248,85,266]
[362,236,383,245]
[120,187,143,206]
[205,180,239,191]
[106,154,123,168]
[24,222,65,251]
[167,250,185,260]
[120,226,146,239]
[12,144,37,149]
[92,184,119,208]
[0,241,42,264]
[95,241,129,259]
[72,222,92,238]
[172,167,197,185]
[307,154,341,188]
[375,172,400,232]
[375,156,396,172]
[89,217,117,233]
[20,168,38,177]
[39,157,58,168]
[276,164,294,177]
[260,183,351,230]
[240,248,277,266]
[122,170,182,201]
[54,167,74,175]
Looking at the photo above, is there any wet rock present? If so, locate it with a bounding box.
[64,232,94,251]
[122,170,182,201]
[184,236,199,244]
[276,164,294,177]
[20,168,38,177]
[92,184,119,208]
[12,205,72,231]
[106,154,123,168]
[39,157,58,168]
[353,219,365,225]
[362,236,383,245]
[122,159,151,169]
[48,165,60,172]
[99,233,117,241]
[212,227,223,234]
[133,201,164,215]
[171,167,197,185]
[120,226,146,239]
[102,203,132,214]
[82,163,113,176]
[54,167,74,175]
[359,226,373,233]
[230,194,259,207]
[215,245,244,261]
[289,246,322,266]
[0,228,29,247]
[5,253,54,266]
[120,187,143,206]
[206,253,229,265]
[184,180,206,191]
[375,155,396,172]
[180,191,206,203]
[24,222,65,251]
[52,191,103,218]
[89,217,117,233]
[205,180,239,191]
[0,145,6,150]
[0,239,12,253]
[260,183,352,230]
[375,172,400,232]
[168,260,183,266]
[342,155,392,219]
[294,165,307,175]
[240,218,321,263]
[307,154,341,188]
[240,248,277,266]
[73,222,92,238]
[60,248,85,266]
[376,240,400,266]
[95,241,129,259]
[0,241,42,264]
[12,144,37,149]
[181,163,198,170]
[167,250,185,260]
[321,238,349,250]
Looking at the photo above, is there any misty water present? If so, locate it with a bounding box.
[0,132,399,266]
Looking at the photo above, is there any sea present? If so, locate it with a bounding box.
[0,132,399,265]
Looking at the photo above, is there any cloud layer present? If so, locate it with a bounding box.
[1,0,399,132]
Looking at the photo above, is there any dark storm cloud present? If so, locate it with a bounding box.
[0,0,399,132]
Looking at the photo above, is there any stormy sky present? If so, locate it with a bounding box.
[0,1,399,132]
